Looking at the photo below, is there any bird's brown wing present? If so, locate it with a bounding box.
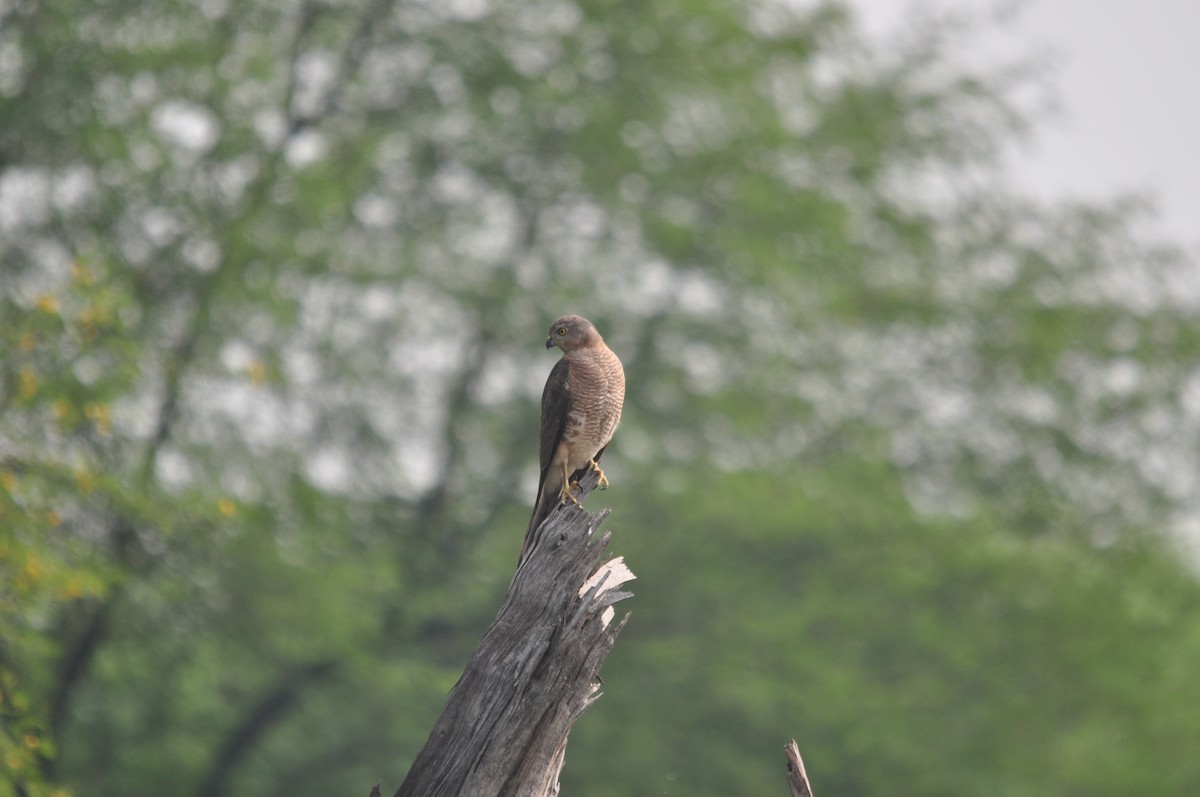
[522,358,571,562]
[537,357,571,479]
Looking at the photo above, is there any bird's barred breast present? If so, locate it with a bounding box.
[564,348,625,449]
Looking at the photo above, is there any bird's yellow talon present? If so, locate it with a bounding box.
[559,482,582,506]
[590,460,609,490]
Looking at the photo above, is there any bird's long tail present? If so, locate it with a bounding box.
[520,479,559,564]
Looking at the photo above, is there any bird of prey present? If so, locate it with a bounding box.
[520,315,625,563]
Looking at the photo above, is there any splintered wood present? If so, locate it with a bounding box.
[393,470,632,797]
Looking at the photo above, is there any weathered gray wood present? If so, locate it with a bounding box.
[784,739,814,797]
[394,471,634,797]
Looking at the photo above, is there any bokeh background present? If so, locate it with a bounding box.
[3,0,1199,795]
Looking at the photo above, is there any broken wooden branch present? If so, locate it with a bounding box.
[393,471,633,797]
[785,739,814,797]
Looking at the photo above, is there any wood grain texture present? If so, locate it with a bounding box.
[394,470,633,797]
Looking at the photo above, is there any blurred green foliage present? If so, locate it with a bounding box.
[2,0,1199,795]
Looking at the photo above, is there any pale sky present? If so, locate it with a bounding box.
[849,0,1200,249]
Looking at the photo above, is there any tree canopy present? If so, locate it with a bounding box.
[2,0,1199,795]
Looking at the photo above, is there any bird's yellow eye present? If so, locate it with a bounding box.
[557,327,567,335]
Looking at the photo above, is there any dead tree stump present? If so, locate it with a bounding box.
[393,472,634,797]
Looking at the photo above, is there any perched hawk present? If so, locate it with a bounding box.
[520,315,625,563]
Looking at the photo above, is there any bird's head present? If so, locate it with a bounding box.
[545,315,600,352]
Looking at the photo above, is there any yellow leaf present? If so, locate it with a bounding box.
[79,305,99,336]
[218,498,237,517]
[75,468,97,494]
[35,294,59,314]
[248,359,267,386]
[18,366,38,400]
[84,402,111,434]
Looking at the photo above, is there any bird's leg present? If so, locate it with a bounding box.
[557,460,582,506]
[588,459,609,490]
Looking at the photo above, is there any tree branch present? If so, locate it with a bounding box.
[785,739,814,797]
[194,658,340,797]
[392,471,633,797]
[287,0,396,137]
[47,593,116,749]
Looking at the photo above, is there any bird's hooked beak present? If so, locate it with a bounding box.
[545,336,555,350]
